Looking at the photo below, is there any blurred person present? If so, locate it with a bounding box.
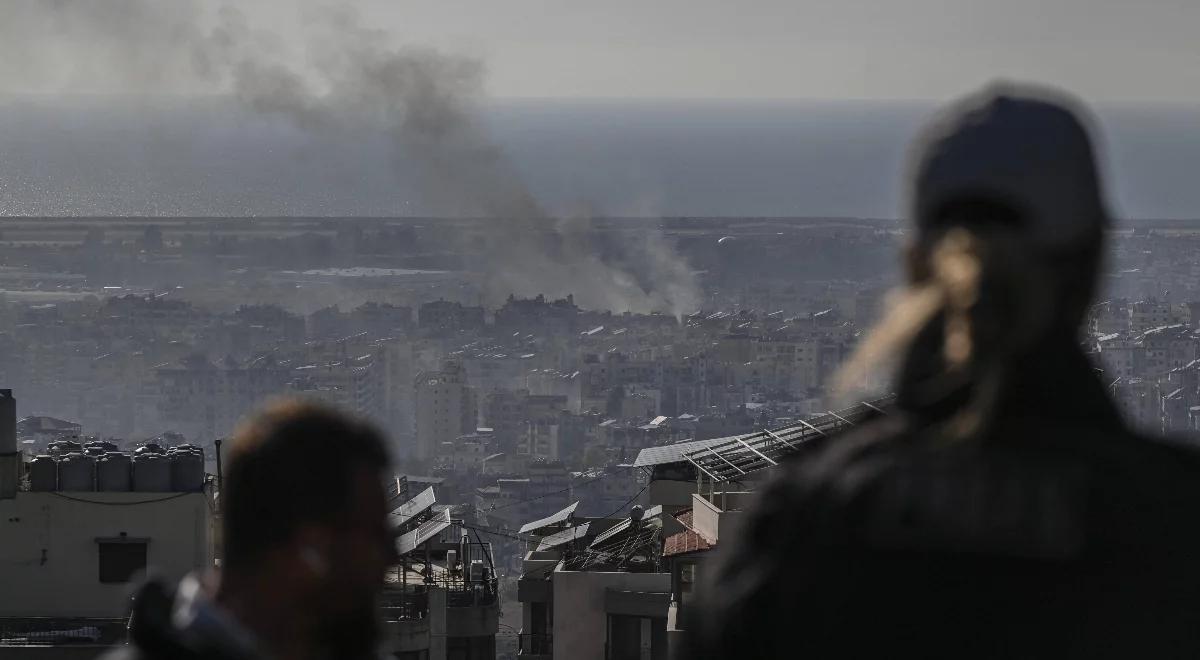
[686,84,1200,659]
[103,400,394,660]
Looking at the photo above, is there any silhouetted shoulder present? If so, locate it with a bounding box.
[689,414,1200,659]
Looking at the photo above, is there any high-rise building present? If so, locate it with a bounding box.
[414,361,476,461]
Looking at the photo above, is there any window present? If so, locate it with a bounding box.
[97,538,148,584]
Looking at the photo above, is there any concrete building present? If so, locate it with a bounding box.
[155,353,292,442]
[628,398,890,660]
[415,362,477,462]
[1131,299,1183,334]
[418,300,486,334]
[0,389,215,657]
[522,396,569,460]
[517,505,672,660]
[0,491,213,618]
[384,492,500,660]
[378,339,418,447]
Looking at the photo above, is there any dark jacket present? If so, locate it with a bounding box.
[101,576,261,660]
[687,347,1200,659]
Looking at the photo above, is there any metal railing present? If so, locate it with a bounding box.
[381,590,429,621]
[0,618,127,646]
[446,578,499,607]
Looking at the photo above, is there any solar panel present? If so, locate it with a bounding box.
[569,514,664,571]
[684,396,893,484]
[386,476,409,507]
[589,505,663,549]
[632,434,752,467]
[396,508,452,556]
[518,501,579,534]
[389,486,437,529]
[536,522,591,551]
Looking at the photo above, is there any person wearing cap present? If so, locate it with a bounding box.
[684,84,1200,659]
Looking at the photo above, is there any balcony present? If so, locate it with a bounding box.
[381,591,431,656]
[446,578,499,608]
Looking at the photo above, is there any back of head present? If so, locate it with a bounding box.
[838,83,1111,436]
[222,399,390,573]
[911,82,1108,255]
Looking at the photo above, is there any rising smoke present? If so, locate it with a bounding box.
[0,1,701,316]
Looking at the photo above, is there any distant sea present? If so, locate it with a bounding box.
[0,97,1198,221]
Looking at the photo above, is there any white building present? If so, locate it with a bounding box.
[414,362,476,462]
[0,491,213,618]
[0,388,215,656]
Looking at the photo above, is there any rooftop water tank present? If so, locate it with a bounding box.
[85,440,119,453]
[49,440,83,456]
[168,448,204,492]
[132,454,171,492]
[0,390,14,454]
[97,453,132,492]
[29,455,57,491]
[58,453,96,491]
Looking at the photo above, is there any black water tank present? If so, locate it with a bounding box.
[97,453,132,492]
[30,455,56,491]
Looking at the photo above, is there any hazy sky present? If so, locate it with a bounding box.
[266,0,1200,102]
[4,0,1200,102]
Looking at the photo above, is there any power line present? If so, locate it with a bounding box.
[49,491,192,506]
[599,484,649,520]
[457,522,536,544]
[486,466,635,511]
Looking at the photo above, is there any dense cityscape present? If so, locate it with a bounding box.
[4,215,1200,658]
[4,0,1200,656]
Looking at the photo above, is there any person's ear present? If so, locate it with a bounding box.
[300,546,329,576]
[294,526,335,579]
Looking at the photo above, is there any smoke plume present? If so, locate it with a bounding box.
[0,1,701,316]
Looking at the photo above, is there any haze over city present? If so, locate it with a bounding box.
[4,2,1200,659]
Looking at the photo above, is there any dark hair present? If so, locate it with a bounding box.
[222,399,390,572]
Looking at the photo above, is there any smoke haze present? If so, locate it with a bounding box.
[0,1,702,316]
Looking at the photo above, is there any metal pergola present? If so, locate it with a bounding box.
[684,395,894,485]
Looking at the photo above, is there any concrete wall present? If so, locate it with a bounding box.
[0,646,107,660]
[0,492,212,618]
[691,492,747,545]
[428,586,447,660]
[552,571,671,660]
[383,618,431,655]
[646,480,694,512]
[446,602,499,638]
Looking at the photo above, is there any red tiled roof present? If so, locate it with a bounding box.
[663,528,712,557]
[675,509,695,529]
